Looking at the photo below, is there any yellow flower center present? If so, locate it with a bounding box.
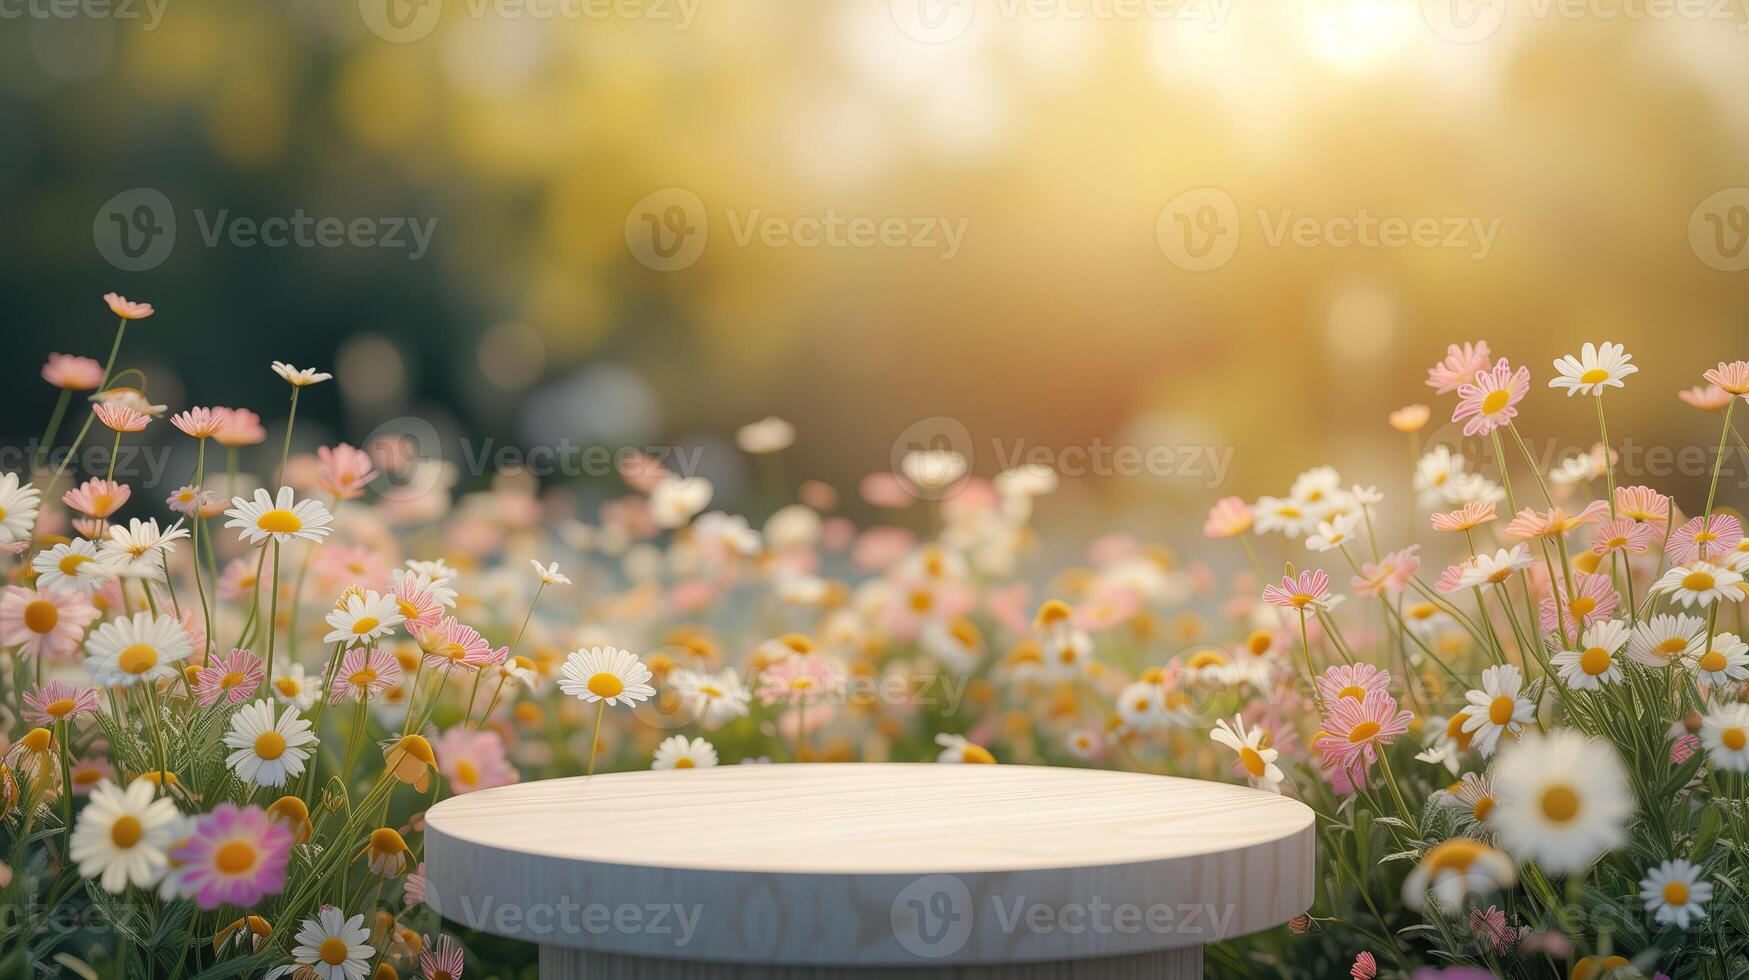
[319,937,350,965]
[1659,637,1689,658]
[1473,797,1494,822]
[349,668,378,688]
[1579,368,1610,384]
[1579,647,1612,676]
[221,671,246,689]
[256,509,302,534]
[117,644,159,675]
[1684,572,1716,592]
[1700,650,1728,672]
[275,677,301,697]
[23,600,58,633]
[455,759,480,785]
[44,698,77,719]
[1539,785,1580,822]
[58,553,90,575]
[397,599,419,619]
[588,672,623,698]
[1290,593,1315,608]
[961,744,996,764]
[1481,389,1511,414]
[1568,596,1597,618]
[1239,746,1267,777]
[254,731,287,761]
[1663,881,1691,906]
[1247,630,1273,655]
[1488,695,1516,726]
[674,757,695,769]
[1347,720,1381,743]
[1724,728,1747,751]
[111,815,143,849]
[216,841,257,875]
[698,684,723,698]
[351,617,380,635]
[1337,684,1367,702]
[1422,838,1488,874]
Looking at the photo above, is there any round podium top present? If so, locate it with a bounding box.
[424,763,1314,966]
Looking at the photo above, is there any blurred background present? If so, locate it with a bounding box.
[3,0,1747,541]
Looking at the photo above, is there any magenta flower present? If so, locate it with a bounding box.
[1262,569,1338,612]
[193,648,266,707]
[172,803,292,910]
[1451,358,1530,436]
[1667,513,1743,566]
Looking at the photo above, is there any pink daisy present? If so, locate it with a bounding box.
[1451,358,1530,436]
[420,934,466,980]
[213,407,267,448]
[389,577,444,630]
[93,402,150,432]
[1591,519,1656,557]
[0,586,98,659]
[62,478,130,519]
[1538,573,1619,641]
[1203,497,1254,538]
[1261,569,1338,611]
[1679,384,1734,411]
[1666,514,1743,566]
[405,863,428,907]
[434,727,520,794]
[1614,485,1671,525]
[1703,360,1749,396]
[103,292,153,319]
[170,407,225,439]
[757,653,837,706]
[1435,560,1472,594]
[1351,546,1420,596]
[41,353,104,391]
[69,755,114,796]
[329,646,402,704]
[1425,341,1492,394]
[217,557,262,601]
[193,648,266,707]
[415,616,497,671]
[317,443,378,501]
[1351,951,1377,980]
[1314,692,1413,773]
[23,680,99,726]
[1430,501,1496,533]
[1316,663,1392,705]
[171,803,292,910]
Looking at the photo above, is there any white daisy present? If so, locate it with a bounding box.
[1306,512,1363,553]
[1115,680,1167,733]
[1441,771,1499,830]
[529,559,571,586]
[1628,613,1706,667]
[322,590,405,647]
[1064,728,1101,760]
[557,646,655,706]
[271,663,320,711]
[1209,715,1284,794]
[1548,342,1637,397]
[1460,663,1536,757]
[1694,632,1749,687]
[289,907,374,980]
[668,667,751,729]
[919,617,983,674]
[69,778,180,893]
[1551,619,1630,690]
[900,450,967,492]
[223,700,317,787]
[271,361,333,387]
[1254,495,1315,539]
[97,517,190,578]
[1040,625,1095,678]
[1400,837,1515,912]
[934,733,995,764]
[83,611,193,686]
[1639,859,1711,929]
[1701,703,1749,772]
[225,486,335,547]
[735,416,795,454]
[1414,714,1463,774]
[649,476,714,529]
[1457,546,1535,590]
[0,471,42,546]
[652,735,718,769]
[31,538,108,592]
[1650,561,1744,609]
[1491,731,1633,874]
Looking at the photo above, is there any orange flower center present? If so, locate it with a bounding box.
[256,509,302,534]
[110,815,143,849]
[23,600,58,633]
[216,841,258,875]
[117,644,159,674]
[1579,647,1612,676]
[1539,785,1579,822]
[588,672,624,698]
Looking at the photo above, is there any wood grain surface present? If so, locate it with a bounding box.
[424,763,1314,967]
